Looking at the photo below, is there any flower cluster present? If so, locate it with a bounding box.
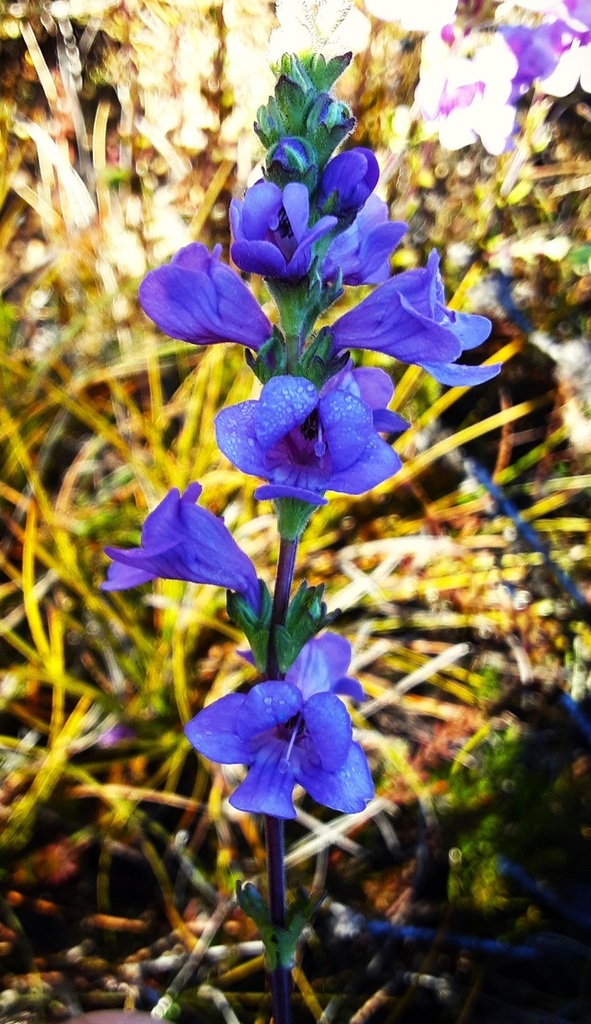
[103,49,497,818]
[368,0,591,152]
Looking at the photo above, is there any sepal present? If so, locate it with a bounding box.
[255,70,311,149]
[275,581,338,673]
[272,54,315,96]
[274,496,320,540]
[256,53,354,159]
[301,51,353,92]
[266,136,318,190]
[245,326,288,384]
[296,325,349,391]
[226,580,272,672]
[267,265,343,358]
[305,93,356,168]
[254,95,287,150]
[237,881,324,971]
[274,73,311,133]
[237,880,268,926]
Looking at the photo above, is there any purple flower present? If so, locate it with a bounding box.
[138,242,272,350]
[499,23,569,99]
[331,251,499,386]
[215,364,405,505]
[415,35,518,154]
[230,180,337,281]
[518,0,591,31]
[323,194,408,286]
[102,483,261,614]
[518,17,591,97]
[184,632,374,818]
[317,147,380,217]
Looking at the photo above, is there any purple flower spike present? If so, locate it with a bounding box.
[215,364,404,504]
[184,632,374,818]
[317,147,380,216]
[102,483,261,614]
[138,243,273,351]
[230,180,337,281]
[323,195,408,286]
[331,251,499,385]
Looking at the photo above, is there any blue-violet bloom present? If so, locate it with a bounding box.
[139,242,272,350]
[185,632,374,818]
[316,147,380,217]
[323,194,408,286]
[230,180,337,281]
[215,364,406,505]
[102,483,262,615]
[331,251,499,386]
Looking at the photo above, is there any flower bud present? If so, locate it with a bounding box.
[267,136,319,190]
[305,93,356,166]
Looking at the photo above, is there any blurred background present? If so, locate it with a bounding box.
[0,1,590,1021]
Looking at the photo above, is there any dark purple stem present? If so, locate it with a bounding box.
[265,814,291,1024]
[267,536,298,679]
[264,535,298,1024]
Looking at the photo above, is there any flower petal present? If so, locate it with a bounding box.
[303,692,353,772]
[236,681,302,741]
[139,267,220,342]
[215,401,267,476]
[452,311,492,351]
[255,376,319,449]
[420,360,501,385]
[348,366,394,411]
[230,742,298,818]
[327,434,401,494]
[373,408,408,434]
[298,740,374,813]
[141,488,184,547]
[331,280,462,364]
[319,389,373,472]
[323,195,407,285]
[237,182,282,239]
[185,693,252,764]
[281,182,312,242]
[318,148,380,215]
[287,632,353,701]
[230,239,288,278]
[254,483,328,505]
[101,562,156,591]
[334,676,366,701]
